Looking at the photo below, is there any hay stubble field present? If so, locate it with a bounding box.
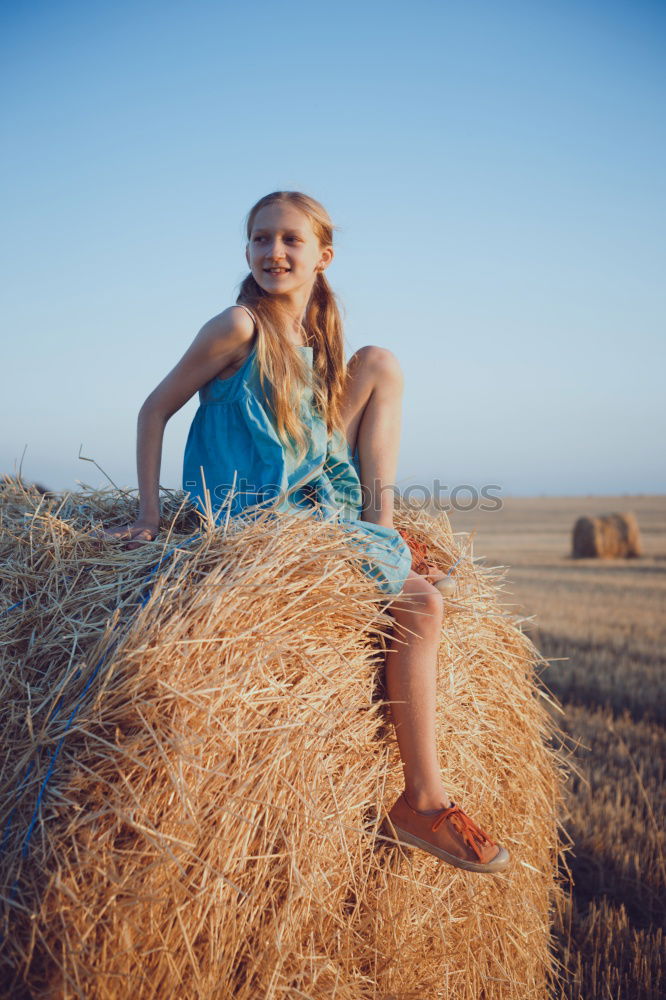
[448,495,665,1000]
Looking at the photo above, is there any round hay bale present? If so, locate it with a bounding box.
[0,478,569,999]
[572,511,642,559]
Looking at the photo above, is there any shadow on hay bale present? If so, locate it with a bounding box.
[571,511,642,559]
[0,477,570,999]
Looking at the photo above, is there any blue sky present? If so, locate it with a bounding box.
[2,0,664,500]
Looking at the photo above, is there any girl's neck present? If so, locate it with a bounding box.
[288,317,307,346]
[271,287,311,339]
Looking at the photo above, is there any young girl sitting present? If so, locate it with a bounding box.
[102,190,510,874]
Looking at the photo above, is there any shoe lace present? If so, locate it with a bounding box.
[431,803,496,861]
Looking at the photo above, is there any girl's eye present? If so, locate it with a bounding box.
[253,235,300,242]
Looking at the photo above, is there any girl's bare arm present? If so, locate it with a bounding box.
[101,306,255,546]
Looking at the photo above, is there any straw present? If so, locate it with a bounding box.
[0,475,570,999]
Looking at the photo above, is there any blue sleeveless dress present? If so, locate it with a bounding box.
[182,305,412,596]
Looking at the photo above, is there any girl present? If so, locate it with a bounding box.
[103,190,509,874]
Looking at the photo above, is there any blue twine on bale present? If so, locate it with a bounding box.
[2,598,28,615]
[0,531,203,909]
[446,556,463,577]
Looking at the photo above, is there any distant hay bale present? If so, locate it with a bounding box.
[0,476,569,999]
[1,474,58,504]
[572,511,642,559]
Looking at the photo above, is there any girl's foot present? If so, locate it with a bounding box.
[397,528,456,597]
[94,523,159,550]
[382,792,510,874]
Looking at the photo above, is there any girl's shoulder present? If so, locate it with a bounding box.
[198,305,257,381]
[205,303,257,336]
[200,304,257,347]
[231,302,258,328]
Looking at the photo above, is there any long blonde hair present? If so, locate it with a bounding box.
[235,191,348,463]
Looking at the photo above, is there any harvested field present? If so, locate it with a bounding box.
[448,494,666,1000]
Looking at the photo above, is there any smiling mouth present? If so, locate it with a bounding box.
[264,267,290,274]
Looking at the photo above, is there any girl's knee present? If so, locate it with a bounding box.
[419,589,445,628]
[388,577,444,630]
[353,346,404,387]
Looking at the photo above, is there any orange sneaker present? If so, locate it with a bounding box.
[382,792,510,874]
[397,528,456,597]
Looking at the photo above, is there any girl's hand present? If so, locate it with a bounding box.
[95,520,159,550]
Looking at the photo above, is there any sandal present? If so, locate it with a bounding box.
[397,528,456,596]
[382,791,510,874]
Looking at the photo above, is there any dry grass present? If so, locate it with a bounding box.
[0,477,568,999]
[448,494,666,1000]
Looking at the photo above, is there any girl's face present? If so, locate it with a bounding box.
[246,202,333,296]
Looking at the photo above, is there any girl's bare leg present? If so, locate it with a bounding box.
[340,347,403,528]
[340,348,452,810]
[383,575,451,809]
